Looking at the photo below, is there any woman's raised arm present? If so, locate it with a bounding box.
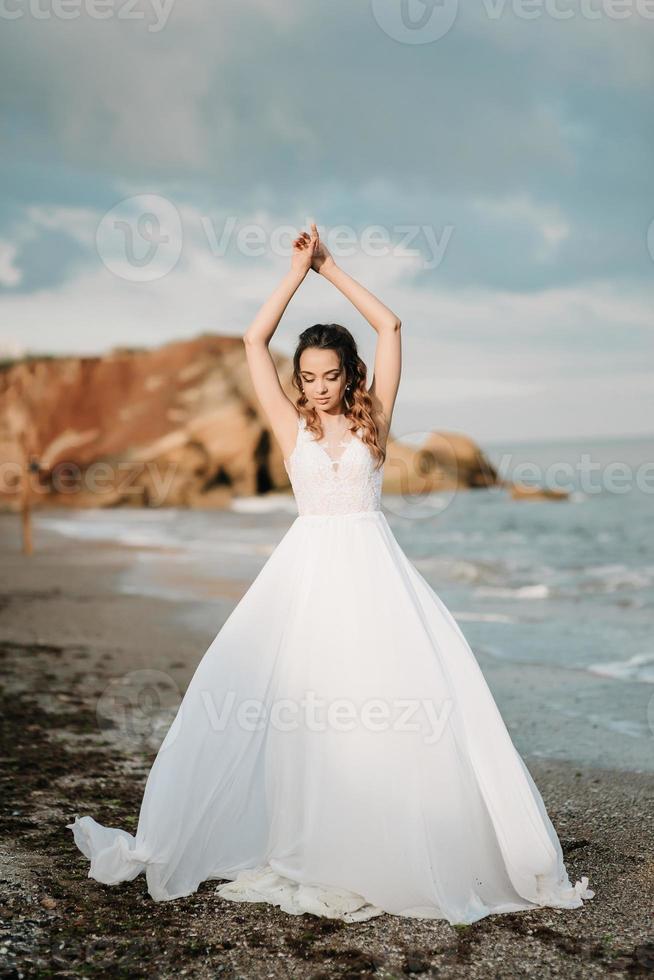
[242,227,320,458]
[311,222,402,429]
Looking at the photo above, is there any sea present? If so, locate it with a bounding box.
[37,434,654,774]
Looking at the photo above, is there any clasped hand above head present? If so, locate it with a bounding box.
[291,222,336,278]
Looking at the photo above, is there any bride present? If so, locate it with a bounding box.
[67,223,594,924]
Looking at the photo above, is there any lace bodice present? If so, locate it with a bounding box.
[283,415,383,516]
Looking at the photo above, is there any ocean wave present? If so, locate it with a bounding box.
[475,584,551,600]
[452,612,518,624]
[587,653,654,684]
[579,564,653,594]
[413,556,513,586]
[230,494,298,514]
[38,513,284,563]
[38,517,183,551]
[538,704,651,739]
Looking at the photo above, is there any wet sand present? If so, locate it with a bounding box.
[0,513,652,979]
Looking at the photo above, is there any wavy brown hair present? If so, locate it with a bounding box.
[291,323,386,470]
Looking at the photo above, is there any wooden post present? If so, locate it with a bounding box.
[20,447,32,556]
[18,439,40,557]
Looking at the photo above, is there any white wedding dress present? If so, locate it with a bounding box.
[67,414,594,924]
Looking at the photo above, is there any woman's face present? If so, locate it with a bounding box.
[298,348,347,412]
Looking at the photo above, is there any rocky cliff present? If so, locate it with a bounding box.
[0,334,499,510]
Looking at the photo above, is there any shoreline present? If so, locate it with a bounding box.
[4,508,651,774]
[1,512,653,977]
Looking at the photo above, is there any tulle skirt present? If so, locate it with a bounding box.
[67,509,594,924]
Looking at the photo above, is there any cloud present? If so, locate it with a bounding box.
[400,377,549,403]
[1,0,651,190]
[0,241,22,286]
[469,193,571,262]
[0,201,651,441]
[0,1,652,440]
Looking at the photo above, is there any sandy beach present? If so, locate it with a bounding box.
[1,512,653,979]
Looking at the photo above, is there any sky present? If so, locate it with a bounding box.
[0,0,653,444]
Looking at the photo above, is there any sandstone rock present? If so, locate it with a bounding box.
[509,481,569,501]
[383,429,498,495]
[0,334,500,510]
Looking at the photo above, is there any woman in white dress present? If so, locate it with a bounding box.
[67,223,594,925]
